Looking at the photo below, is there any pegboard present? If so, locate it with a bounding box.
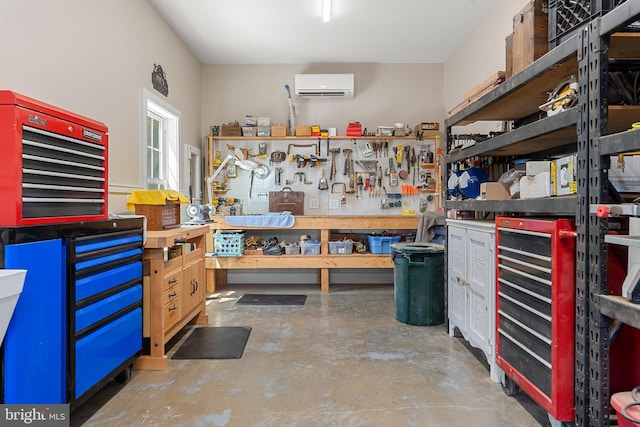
[206,136,441,216]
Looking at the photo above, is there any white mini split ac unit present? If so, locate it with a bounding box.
[294,74,354,99]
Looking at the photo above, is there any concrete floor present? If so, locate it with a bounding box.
[72,283,548,427]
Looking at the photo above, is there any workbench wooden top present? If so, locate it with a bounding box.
[208,215,421,230]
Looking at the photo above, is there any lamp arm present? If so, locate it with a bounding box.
[206,154,236,203]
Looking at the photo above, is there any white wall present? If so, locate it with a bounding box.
[0,0,201,214]
[200,64,445,217]
[201,63,444,139]
[444,0,529,134]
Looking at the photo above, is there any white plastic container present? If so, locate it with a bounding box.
[300,241,321,255]
[0,270,27,344]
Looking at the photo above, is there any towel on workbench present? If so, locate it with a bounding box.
[126,189,190,210]
[224,212,295,228]
[415,212,443,243]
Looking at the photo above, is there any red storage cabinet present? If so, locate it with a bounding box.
[0,91,108,226]
[495,216,576,423]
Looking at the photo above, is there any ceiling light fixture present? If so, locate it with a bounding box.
[322,0,331,22]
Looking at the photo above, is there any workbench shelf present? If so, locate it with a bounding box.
[205,215,421,294]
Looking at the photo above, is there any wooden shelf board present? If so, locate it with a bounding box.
[209,133,438,141]
[206,254,394,269]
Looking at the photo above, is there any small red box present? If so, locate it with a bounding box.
[346,122,362,136]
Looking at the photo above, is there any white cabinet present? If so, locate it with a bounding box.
[447,219,500,382]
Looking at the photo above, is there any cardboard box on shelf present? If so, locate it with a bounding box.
[271,125,287,137]
[295,126,312,137]
[480,182,511,200]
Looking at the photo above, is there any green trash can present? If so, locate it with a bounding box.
[391,242,445,326]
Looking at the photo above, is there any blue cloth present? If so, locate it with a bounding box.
[224,212,295,228]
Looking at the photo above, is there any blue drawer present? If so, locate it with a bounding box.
[76,234,142,255]
[76,261,142,302]
[76,248,142,272]
[75,308,142,399]
[76,285,142,332]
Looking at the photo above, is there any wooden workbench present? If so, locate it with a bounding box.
[205,215,421,293]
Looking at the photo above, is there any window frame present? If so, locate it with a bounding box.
[141,88,180,191]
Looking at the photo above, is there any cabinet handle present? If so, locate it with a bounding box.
[168,304,178,311]
[168,291,177,298]
[169,278,177,284]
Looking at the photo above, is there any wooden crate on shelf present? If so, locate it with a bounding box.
[135,200,180,231]
[511,0,548,76]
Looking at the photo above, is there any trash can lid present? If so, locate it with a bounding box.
[390,242,444,253]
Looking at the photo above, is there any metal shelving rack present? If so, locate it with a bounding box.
[444,1,640,425]
[584,2,640,426]
[445,32,581,218]
[445,26,584,427]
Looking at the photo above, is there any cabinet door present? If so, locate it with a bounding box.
[447,226,468,334]
[466,229,494,357]
[182,259,204,315]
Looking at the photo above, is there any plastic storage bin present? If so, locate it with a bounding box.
[329,240,353,255]
[300,241,320,255]
[391,242,444,326]
[367,235,401,254]
[214,230,245,256]
[284,244,300,255]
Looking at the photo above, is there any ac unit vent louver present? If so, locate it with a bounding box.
[294,74,354,99]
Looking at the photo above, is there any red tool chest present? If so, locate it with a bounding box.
[495,216,576,423]
[0,91,108,226]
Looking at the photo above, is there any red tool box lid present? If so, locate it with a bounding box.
[0,90,107,132]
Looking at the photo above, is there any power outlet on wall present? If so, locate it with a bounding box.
[309,198,319,209]
[329,197,340,210]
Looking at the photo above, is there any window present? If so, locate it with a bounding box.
[142,89,180,191]
[146,110,164,189]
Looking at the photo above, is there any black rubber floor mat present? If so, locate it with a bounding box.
[236,294,307,305]
[172,327,251,359]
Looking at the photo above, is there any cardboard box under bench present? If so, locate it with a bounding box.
[135,200,181,230]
